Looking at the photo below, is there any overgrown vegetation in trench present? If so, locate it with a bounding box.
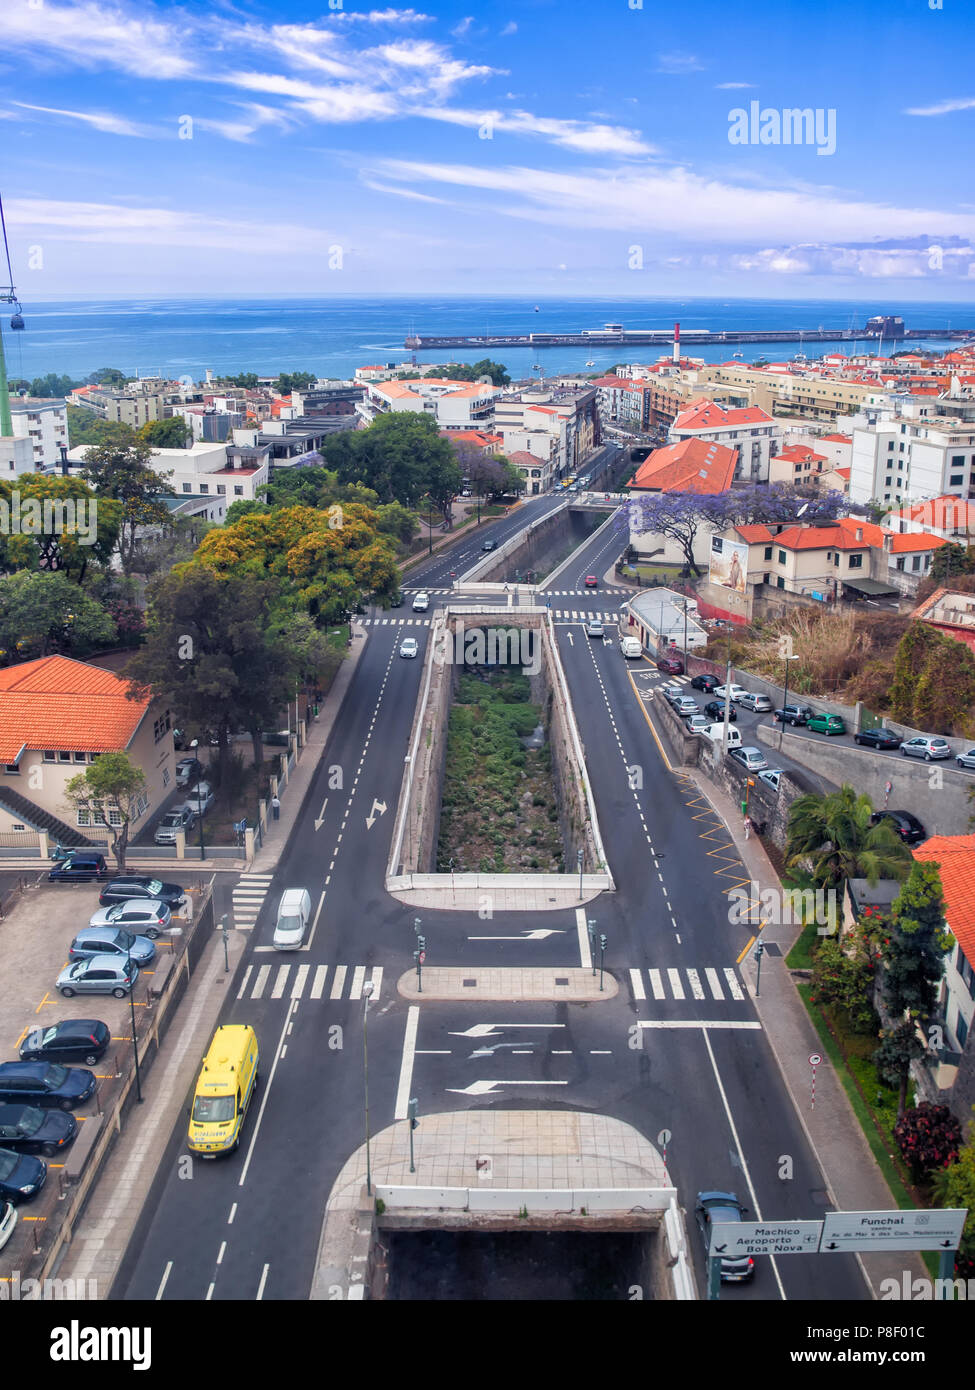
[437,666,565,872]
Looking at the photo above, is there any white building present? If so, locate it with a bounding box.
[848,390,975,509]
[668,398,780,483]
[8,397,69,471]
[357,378,500,431]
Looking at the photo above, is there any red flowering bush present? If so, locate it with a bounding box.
[894,1103,962,1183]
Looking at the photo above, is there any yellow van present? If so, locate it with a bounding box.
[187,1024,259,1158]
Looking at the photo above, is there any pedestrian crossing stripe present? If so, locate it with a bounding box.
[235,962,383,1002]
[401,587,630,597]
[232,877,272,930]
[629,965,745,1002]
[360,617,433,626]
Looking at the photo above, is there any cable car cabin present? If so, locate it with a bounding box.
[9,313,24,330]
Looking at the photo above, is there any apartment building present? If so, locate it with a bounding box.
[357,377,500,431]
[849,391,975,508]
[769,443,830,487]
[669,398,779,483]
[628,438,737,494]
[494,385,598,485]
[7,396,69,471]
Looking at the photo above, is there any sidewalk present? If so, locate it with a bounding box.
[683,764,927,1297]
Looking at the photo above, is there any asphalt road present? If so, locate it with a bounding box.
[114,478,866,1303]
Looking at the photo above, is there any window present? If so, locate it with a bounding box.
[951,475,964,486]
[182,483,192,493]
[849,553,864,569]
[4,763,20,775]
[895,557,905,571]
[887,441,894,451]
[764,545,773,560]
[73,752,88,763]
[958,1013,969,1049]
[912,556,922,572]
[152,712,171,743]
[776,576,785,589]
[57,751,72,763]
[43,750,56,762]
[162,767,170,788]
[951,455,964,466]
[200,484,209,494]
[959,948,974,996]
[217,485,226,495]
[234,485,244,496]
[777,549,786,565]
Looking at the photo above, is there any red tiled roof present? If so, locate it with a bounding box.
[774,444,828,464]
[888,533,948,554]
[912,833,975,961]
[628,438,737,495]
[889,497,975,530]
[0,655,149,762]
[821,433,852,443]
[735,524,774,544]
[833,467,851,479]
[672,398,773,432]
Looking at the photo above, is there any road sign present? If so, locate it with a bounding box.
[821,1209,968,1253]
[809,1053,822,1067]
[709,1220,823,1257]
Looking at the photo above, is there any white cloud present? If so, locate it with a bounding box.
[332,8,433,21]
[414,106,654,157]
[715,82,754,90]
[451,17,474,38]
[500,22,518,37]
[904,96,975,116]
[4,0,195,79]
[361,179,449,203]
[656,52,704,74]
[12,102,151,136]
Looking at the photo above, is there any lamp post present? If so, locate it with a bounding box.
[127,941,143,1103]
[778,653,800,751]
[598,934,607,991]
[361,978,374,1196]
[426,495,434,554]
[577,848,584,900]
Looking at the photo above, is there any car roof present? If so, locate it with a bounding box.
[43,1020,107,1037]
[0,1062,52,1078]
[70,953,133,969]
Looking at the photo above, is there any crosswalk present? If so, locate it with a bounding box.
[361,616,432,626]
[236,961,383,1003]
[362,611,629,626]
[551,611,624,622]
[401,587,630,597]
[628,965,746,1002]
[232,873,273,930]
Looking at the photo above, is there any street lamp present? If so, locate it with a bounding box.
[126,939,143,1103]
[779,653,800,751]
[577,848,584,900]
[587,917,597,974]
[361,979,375,1196]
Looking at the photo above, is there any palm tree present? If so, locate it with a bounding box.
[785,785,913,889]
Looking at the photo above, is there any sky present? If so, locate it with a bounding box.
[1,0,974,300]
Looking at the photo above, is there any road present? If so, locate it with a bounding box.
[114,472,866,1303]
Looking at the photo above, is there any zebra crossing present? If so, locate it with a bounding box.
[552,611,624,622]
[236,961,383,1003]
[628,965,746,1002]
[231,873,274,930]
[401,587,630,597]
[361,616,432,626]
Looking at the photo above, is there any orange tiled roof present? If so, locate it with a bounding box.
[888,533,948,554]
[628,438,737,494]
[890,497,975,530]
[0,655,149,762]
[821,433,852,443]
[775,444,828,464]
[672,398,773,432]
[735,523,774,544]
[912,833,975,961]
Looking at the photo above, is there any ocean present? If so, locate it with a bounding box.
[4,295,975,385]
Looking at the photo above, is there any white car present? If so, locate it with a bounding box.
[412,592,430,612]
[0,1199,17,1252]
[399,637,419,659]
[182,781,215,816]
[758,769,782,791]
[273,888,312,950]
[714,684,747,703]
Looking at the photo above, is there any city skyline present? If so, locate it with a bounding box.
[0,0,974,299]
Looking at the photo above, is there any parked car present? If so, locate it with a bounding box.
[154,806,197,845]
[389,591,404,608]
[758,769,782,791]
[853,728,901,750]
[99,877,186,912]
[88,900,172,939]
[584,575,598,588]
[18,1020,110,1067]
[672,696,700,718]
[585,619,604,638]
[399,637,419,659]
[736,692,773,713]
[699,724,743,749]
[619,636,643,658]
[481,540,497,552]
[656,656,684,675]
[48,854,109,884]
[0,1200,17,1252]
[412,592,430,611]
[687,714,711,735]
[262,729,292,747]
[694,1192,755,1282]
[0,1062,96,1111]
[183,781,215,816]
[175,757,204,789]
[56,955,140,999]
[662,684,688,707]
[0,1148,46,1204]
[0,1104,77,1158]
[900,735,951,761]
[68,926,156,967]
[690,674,720,693]
[729,746,769,772]
[955,747,975,769]
[773,703,814,726]
[703,699,737,722]
[714,684,746,703]
[870,809,927,846]
[807,712,847,736]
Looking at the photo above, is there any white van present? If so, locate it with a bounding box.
[699,723,742,749]
[619,636,643,658]
[272,888,312,950]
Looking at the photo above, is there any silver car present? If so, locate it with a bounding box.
[56,955,139,999]
[955,747,975,770]
[899,736,952,761]
[585,619,604,638]
[88,899,172,939]
[69,926,155,965]
[399,637,419,659]
[737,692,773,713]
[154,806,197,845]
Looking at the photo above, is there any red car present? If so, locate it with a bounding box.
[656,656,684,675]
[584,575,598,588]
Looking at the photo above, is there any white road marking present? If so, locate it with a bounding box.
[686,968,705,1000]
[236,966,252,1001]
[251,965,270,999]
[629,968,646,1001]
[239,1002,297,1188]
[228,1204,237,1225]
[705,967,725,1000]
[395,1005,420,1120]
[155,1262,172,1300]
[271,964,289,999]
[256,1264,269,1301]
[330,965,347,999]
[349,965,366,1000]
[667,967,685,1000]
[291,964,310,999]
[370,966,383,1001]
[310,965,328,999]
[576,907,592,969]
[648,968,665,1000]
[637,1020,763,1030]
[724,968,745,1000]
[216,1241,226,1265]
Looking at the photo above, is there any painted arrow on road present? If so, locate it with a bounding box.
[449,1024,566,1038]
[446,1080,568,1096]
[365,799,387,829]
[313,797,328,831]
[466,929,565,941]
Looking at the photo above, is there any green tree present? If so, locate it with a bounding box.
[62,752,148,872]
[66,406,138,450]
[785,784,912,889]
[879,860,951,1018]
[809,934,877,1032]
[874,1022,926,1122]
[84,367,129,387]
[225,499,265,525]
[29,372,79,399]
[374,500,419,545]
[137,417,192,449]
[223,373,259,389]
[0,570,116,661]
[81,442,175,575]
[0,475,121,582]
[890,622,975,737]
[931,1132,975,1276]
[422,358,510,386]
[928,542,975,584]
[276,371,316,394]
[323,413,461,517]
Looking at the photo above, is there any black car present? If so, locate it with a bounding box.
[19,1020,110,1066]
[0,1147,46,1204]
[870,809,927,846]
[0,1062,96,1111]
[389,591,404,608]
[690,674,720,692]
[694,1191,755,1282]
[98,877,186,911]
[0,1104,77,1157]
[703,699,738,722]
[773,703,814,726]
[48,854,109,884]
[481,540,497,551]
[854,728,901,750]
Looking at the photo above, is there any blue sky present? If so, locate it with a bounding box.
[1,0,974,300]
